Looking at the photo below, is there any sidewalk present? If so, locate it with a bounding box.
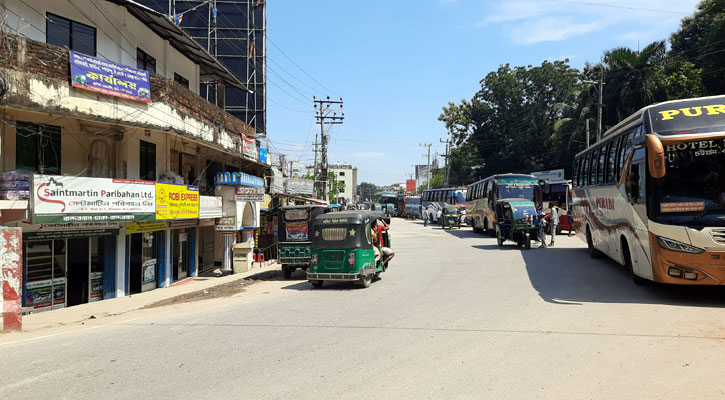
[16,261,281,334]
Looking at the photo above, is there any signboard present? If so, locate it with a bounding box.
[259,147,269,164]
[31,175,155,224]
[286,178,315,195]
[214,171,264,188]
[69,50,151,103]
[125,221,168,234]
[155,183,199,220]
[215,216,236,231]
[270,169,285,193]
[234,186,264,202]
[285,221,308,241]
[199,196,223,219]
[242,134,258,160]
[406,179,416,193]
[169,219,198,230]
[531,169,565,181]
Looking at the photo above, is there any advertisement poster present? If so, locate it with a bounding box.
[25,279,53,309]
[234,186,264,202]
[199,196,223,219]
[259,147,269,164]
[89,272,104,302]
[142,259,157,284]
[406,179,416,193]
[242,134,258,160]
[32,175,156,223]
[70,50,151,103]
[155,183,199,220]
[286,178,315,195]
[286,221,309,241]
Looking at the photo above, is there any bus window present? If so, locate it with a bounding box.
[607,141,617,183]
[618,130,633,179]
[598,147,606,184]
[573,159,579,187]
[588,151,597,185]
[483,181,488,198]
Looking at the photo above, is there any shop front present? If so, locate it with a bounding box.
[156,183,200,282]
[169,220,197,281]
[126,221,167,293]
[199,195,223,274]
[21,223,120,311]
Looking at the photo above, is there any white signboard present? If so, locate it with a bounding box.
[199,195,223,219]
[234,186,264,202]
[31,175,155,223]
[530,169,565,181]
[286,178,315,195]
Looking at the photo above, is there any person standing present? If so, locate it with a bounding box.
[549,202,559,247]
[567,205,574,236]
[423,207,429,227]
[538,208,547,248]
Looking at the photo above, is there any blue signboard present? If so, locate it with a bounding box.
[215,171,265,188]
[259,148,268,164]
[69,51,152,103]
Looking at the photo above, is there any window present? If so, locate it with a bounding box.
[598,147,606,184]
[585,152,593,185]
[16,122,62,174]
[137,48,156,74]
[46,13,96,56]
[139,140,156,181]
[607,141,618,183]
[173,73,189,89]
[618,131,633,180]
[338,171,345,177]
[573,159,580,186]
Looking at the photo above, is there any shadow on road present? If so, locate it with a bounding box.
[281,280,364,291]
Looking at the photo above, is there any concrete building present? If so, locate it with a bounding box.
[305,164,357,204]
[0,0,268,313]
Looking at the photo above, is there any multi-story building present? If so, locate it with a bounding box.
[0,0,268,312]
[305,163,357,204]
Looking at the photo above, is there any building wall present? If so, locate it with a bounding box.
[4,0,200,93]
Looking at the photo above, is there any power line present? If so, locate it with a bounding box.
[547,0,691,15]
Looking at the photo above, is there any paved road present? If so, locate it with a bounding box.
[2,218,725,399]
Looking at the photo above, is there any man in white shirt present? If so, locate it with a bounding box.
[549,202,559,247]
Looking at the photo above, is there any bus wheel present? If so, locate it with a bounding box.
[586,227,603,259]
[622,238,649,286]
[310,280,324,289]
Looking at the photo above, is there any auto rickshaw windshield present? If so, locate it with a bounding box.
[312,223,372,249]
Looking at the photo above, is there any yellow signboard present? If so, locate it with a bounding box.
[126,221,168,234]
[155,183,200,220]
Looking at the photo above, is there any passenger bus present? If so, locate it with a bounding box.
[466,174,540,234]
[421,187,466,224]
[404,195,422,219]
[572,95,725,285]
[379,193,400,216]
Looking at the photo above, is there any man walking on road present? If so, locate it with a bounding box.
[549,202,559,247]
[538,208,547,248]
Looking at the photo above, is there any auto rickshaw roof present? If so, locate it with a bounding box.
[314,210,383,224]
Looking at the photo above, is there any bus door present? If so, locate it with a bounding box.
[624,147,650,274]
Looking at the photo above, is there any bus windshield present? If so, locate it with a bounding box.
[496,178,537,201]
[653,139,725,226]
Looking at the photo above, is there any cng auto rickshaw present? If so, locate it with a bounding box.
[278,205,331,279]
[307,210,390,289]
[495,199,540,250]
[441,204,461,229]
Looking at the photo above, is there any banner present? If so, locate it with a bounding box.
[242,135,258,160]
[69,50,151,103]
[125,221,168,234]
[285,221,308,241]
[406,179,416,193]
[32,175,155,224]
[199,196,223,219]
[259,147,269,164]
[286,178,315,195]
[156,183,199,220]
[234,186,264,202]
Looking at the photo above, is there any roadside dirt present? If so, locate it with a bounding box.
[142,270,283,309]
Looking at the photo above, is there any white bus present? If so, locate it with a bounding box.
[572,95,725,285]
[466,174,540,234]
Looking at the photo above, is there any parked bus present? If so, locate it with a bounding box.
[421,187,466,224]
[404,195,422,219]
[540,179,573,234]
[572,95,725,285]
[379,194,400,216]
[466,174,540,234]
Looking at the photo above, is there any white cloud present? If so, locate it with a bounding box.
[512,17,601,45]
[351,151,385,159]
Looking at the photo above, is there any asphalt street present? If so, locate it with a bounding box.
[2,218,725,399]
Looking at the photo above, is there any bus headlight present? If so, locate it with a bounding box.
[657,236,704,254]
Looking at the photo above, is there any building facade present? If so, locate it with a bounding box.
[305,164,357,204]
[0,0,267,313]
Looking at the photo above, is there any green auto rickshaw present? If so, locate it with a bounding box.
[307,210,390,289]
[494,199,540,250]
[441,204,461,229]
[278,205,331,279]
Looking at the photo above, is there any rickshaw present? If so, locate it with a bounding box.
[441,204,461,229]
[307,210,390,289]
[494,199,540,250]
[277,205,331,279]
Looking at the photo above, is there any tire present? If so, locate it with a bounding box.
[496,229,504,247]
[282,265,292,279]
[623,239,649,286]
[310,280,324,289]
[524,233,531,250]
[516,235,524,247]
[358,275,372,288]
[586,227,603,258]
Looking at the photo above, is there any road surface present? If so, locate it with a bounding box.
[2,218,725,399]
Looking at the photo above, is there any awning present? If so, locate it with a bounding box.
[0,200,28,225]
[275,194,329,206]
[106,0,250,92]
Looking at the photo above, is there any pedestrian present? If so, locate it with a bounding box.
[549,202,559,247]
[538,208,547,248]
[423,207,429,227]
[567,205,574,237]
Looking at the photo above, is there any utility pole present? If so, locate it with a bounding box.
[585,119,590,148]
[440,138,451,186]
[583,74,605,143]
[314,96,344,202]
[420,143,432,189]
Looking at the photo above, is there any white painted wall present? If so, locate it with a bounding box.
[5,0,200,93]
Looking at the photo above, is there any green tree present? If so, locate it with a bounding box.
[357,182,377,202]
[328,172,345,202]
[670,0,725,95]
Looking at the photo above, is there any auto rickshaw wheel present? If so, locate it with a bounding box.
[282,265,292,279]
[358,275,372,288]
[524,233,531,250]
[496,229,503,246]
[310,280,324,289]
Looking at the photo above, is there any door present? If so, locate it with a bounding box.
[66,238,90,307]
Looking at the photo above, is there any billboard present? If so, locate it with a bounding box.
[406,179,416,193]
[69,50,151,103]
[286,178,315,195]
[32,175,155,223]
[242,134,258,160]
[155,183,199,220]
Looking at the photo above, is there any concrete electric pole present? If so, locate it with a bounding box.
[420,143,432,189]
[440,138,451,186]
[314,96,344,202]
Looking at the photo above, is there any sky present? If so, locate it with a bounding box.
[264,0,701,186]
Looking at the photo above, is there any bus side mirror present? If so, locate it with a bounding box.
[646,134,666,179]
